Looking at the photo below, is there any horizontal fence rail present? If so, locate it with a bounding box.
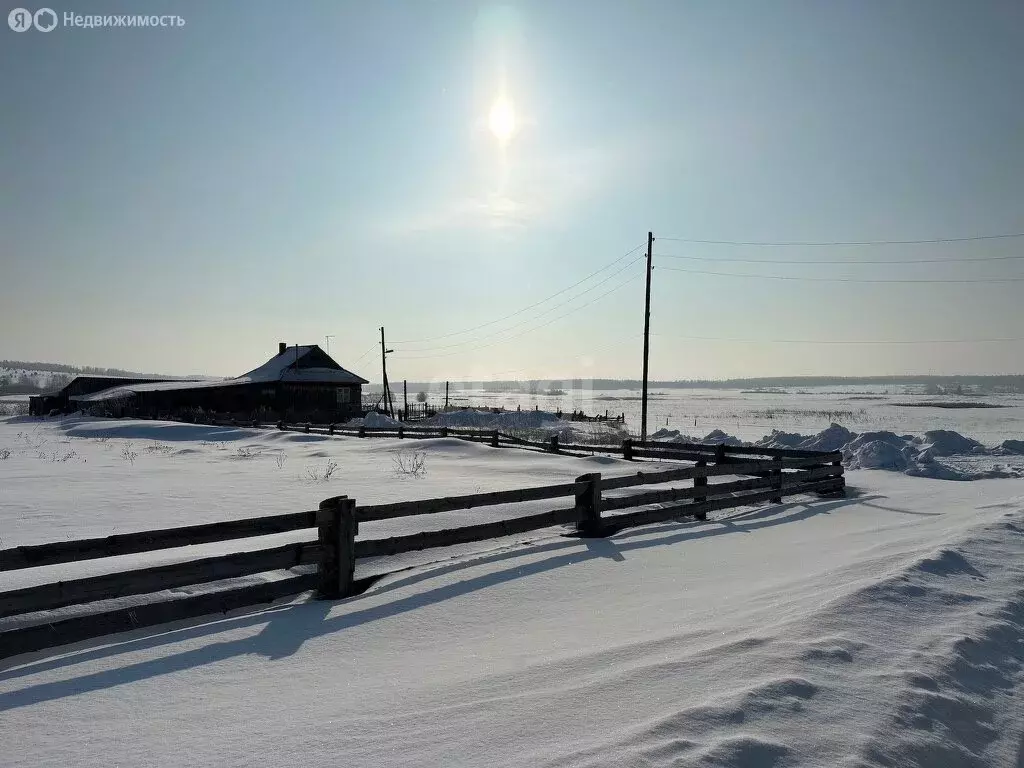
[0,511,318,572]
[0,542,321,619]
[355,507,581,559]
[357,482,588,522]
[1,440,843,660]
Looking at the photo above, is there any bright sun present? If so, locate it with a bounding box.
[488,95,516,144]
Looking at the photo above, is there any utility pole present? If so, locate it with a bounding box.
[445,381,449,409]
[379,327,395,418]
[403,379,408,421]
[640,231,654,443]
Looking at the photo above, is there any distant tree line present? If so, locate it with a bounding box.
[0,360,162,377]
[0,360,185,396]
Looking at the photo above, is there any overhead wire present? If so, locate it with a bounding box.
[392,255,645,353]
[657,266,1024,283]
[391,241,645,345]
[350,343,378,366]
[391,274,638,362]
[651,332,1024,345]
[653,252,1024,265]
[655,232,1024,246]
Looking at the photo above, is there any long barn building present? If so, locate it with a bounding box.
[33,343,368,423]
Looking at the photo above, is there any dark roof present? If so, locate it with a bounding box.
[72,345,368,402]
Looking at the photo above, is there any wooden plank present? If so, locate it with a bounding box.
[600,478,844,535]
[0,574,318,661]
[553,442,626,455]
[0,511,319,572]
[355,507,581,558]
[497,432,537,447]
[356,481,587,522]
[0,542,322,619]
[600,455,838,491]
[631,447,720,462]
[634,440,840,462]
[602,466,843,511]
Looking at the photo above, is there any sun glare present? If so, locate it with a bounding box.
[488,95,516,144]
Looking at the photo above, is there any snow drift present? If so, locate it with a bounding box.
[651,422,1024,481]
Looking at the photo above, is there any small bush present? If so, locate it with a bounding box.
[303,460,339,482]
[392,449,427,478]
[121,443,138,466]
[0,448,11,460]
[40,449,78,463]
[275,452,287,470]
[235,445,261,459]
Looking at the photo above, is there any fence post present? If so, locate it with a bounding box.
[398,426,404,439]
[277,420,285,431]
[832,458,847,496]
[441,426,448,438]
[491,429,499,448]
[317,496,356,599]
[575,472,603,536]
[714,443,726,465]
[693,458,708,520]
[358,426,366,438]
[304,423,311,434]
[771,456,783,503]
[549,434,559,453]
[328,423,335,436]
[622,438,633,461]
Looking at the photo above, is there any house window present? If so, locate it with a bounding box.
[261,388,275,397]
[336,388,351,404]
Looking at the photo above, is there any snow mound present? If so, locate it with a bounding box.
[364,412,401,428]
[916,429,985,457]
[799,423,856,452]
[845,440,910,471]
[491,410,565,429]
[649,428,746,446]
[650,428,702,443]
[653,420,1023,481]
[701,429,747,447]
[344,412,402,428]
[996,439,1024,455]
[843,431,908,453]
[755,430,809,449]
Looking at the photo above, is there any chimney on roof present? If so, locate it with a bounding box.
[278,342,287,356]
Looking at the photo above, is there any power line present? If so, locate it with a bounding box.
[651,332,1024,345]
[394,255,644,353]
[350,343,378,366]
[656,232,1024,247]
[654,252,1024,265]
[391,241,646,344]
[392,273,643,361]
[442,335,645,379]
[658,266,1024,284]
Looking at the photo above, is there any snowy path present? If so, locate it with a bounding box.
[4,465,1024,767]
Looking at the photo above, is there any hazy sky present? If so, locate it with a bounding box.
[2,0,1022,382]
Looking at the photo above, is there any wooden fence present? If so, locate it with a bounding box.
[0,443,843,660]
[193,418,826,461]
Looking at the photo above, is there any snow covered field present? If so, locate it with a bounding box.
[454,385,1024,445]
[4,414,1024,766]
